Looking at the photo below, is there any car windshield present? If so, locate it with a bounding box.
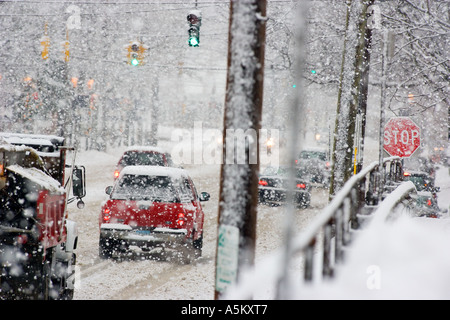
[120,151,166,167]
[299,151,327,161]
[111,174,178,201]
[262,166,304,178]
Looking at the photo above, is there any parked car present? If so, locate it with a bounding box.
[403,170,444,218]
[114,146,175,179]
[99,165,210,262]
[295,147,331,187]
[258,166,311,208]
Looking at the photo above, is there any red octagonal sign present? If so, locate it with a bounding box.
[384,117,421,158]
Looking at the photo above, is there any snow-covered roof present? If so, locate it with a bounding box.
[6,164,64,193]
[0,132,64,157]
[0,132,64,145]
[123,145,170,154]
[119,165,189,180]
[300,146,328,153]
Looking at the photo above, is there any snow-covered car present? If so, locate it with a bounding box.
[113,146,175,179]
[258,166,311,208]
[99,166,209,262]
[295,147,331,187]
[403,170,443,218]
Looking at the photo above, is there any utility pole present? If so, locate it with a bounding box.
[214,0,267,300]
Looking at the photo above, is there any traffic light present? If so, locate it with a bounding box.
[40,22,50,60]
[188,27,200,47]
[41,36,50,60]
[127,41,147,66]
[187,10,202,47]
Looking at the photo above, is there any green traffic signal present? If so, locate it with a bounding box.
[188,26,200,47]
[189,36,199,47]
[131,58,139,66]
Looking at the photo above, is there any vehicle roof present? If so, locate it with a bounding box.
[119,165,189,179]
[404,170,429,176]
[7,164,63,192]
[0,132,64,145]
[300,147,328,152]
[122,145,169,154]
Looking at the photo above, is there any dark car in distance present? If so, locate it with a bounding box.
[258,166,311,208]
[295,148,331,187]
[403,170,445,218]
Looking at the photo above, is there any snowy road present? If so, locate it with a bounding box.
[70,148,329,300]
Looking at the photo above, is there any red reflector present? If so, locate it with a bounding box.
[297,183,306,189]
[16,234,28,245]
[114,170,120,178]
[259,180,268,186]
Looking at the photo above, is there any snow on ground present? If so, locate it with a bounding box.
[295,165,450,299]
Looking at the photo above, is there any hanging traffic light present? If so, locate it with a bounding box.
[188,27,200,47]
[187,10,201,47]
[127,41,147,66]
[40,22,50,60]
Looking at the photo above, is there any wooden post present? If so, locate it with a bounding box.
[214,0,267,300]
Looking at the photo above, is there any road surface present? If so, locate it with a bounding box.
[70,148,329,300]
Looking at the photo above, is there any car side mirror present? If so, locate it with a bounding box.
[105,186,113,195]
[73,166,86,199]
[199,192,210,201]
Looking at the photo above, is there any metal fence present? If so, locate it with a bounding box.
[226,156,409,299]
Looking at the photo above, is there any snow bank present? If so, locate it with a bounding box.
[298,214,450,299]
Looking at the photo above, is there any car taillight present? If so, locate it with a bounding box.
[16,234,28,245]
[296,183,306,189]
[258,180,268,186]
[177,213,186,227]
[114,170,120,179]
[103,208,111,222]
[404,171,411,177]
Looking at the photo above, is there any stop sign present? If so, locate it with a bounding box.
[383,117,421,158]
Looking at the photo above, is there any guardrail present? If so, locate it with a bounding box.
[225,156,407,299]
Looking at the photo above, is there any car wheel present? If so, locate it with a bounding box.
[98,237,114,259]
[193,234,203,258]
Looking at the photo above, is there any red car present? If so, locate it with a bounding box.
[99,166,209,262]
[113,146,175,179]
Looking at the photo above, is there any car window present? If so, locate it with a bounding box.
[111,174,177,202]
[300,151,326,161]
[405,175,430,191]
[178,178,195,202]
[263,166,306,178]
[165,154,175,167]
[120,151,166,167]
